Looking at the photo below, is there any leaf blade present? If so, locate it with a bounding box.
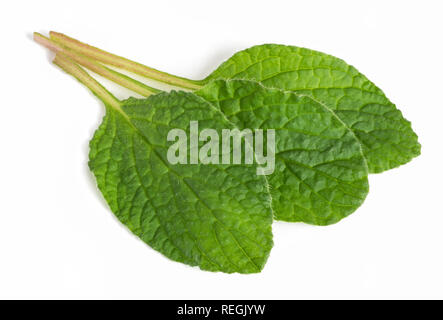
[206,44,420,173]
[89,92,273,273]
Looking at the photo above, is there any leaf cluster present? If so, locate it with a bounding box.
[35,32,420,273]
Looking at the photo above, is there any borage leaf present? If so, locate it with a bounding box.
[197,79,369,225]
[205,44,420,173]
[54,54,274,274]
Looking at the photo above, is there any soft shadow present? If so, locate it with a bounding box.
[192,45,243,79]
[273,219,319,230]
[81,107,109,210]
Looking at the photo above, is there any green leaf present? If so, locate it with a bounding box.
[196,79,369,225]
[89,91,273,273]
[205,44,421,173]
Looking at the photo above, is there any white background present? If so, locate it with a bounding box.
[1,0,442,299]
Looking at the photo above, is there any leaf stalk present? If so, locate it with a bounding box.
[34,33,159,97]
[52,53,123,112]
[49,32,203,90]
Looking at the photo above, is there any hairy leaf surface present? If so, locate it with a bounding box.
[89,91,273,273]
[205,44,420,173]
[197,80,369,225]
